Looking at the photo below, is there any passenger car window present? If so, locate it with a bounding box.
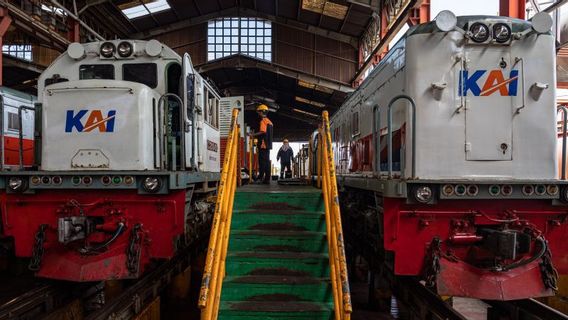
[123,63,157,88]
[79,64,114,80]
[7,112,19,131]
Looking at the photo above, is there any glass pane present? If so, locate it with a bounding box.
[79,64,114,80]
[123,63,157,88]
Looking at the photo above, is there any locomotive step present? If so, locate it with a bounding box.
[233,193,324,213]
[225,251,330,278]
[228,230,328,253]
[231,210,326,233]
[221,276,332,302]
[218,300,334,320]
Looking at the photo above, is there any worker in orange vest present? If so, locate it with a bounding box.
[249,104,273,184]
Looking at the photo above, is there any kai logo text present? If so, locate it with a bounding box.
[65,110,116,133]
[459,69,519,97]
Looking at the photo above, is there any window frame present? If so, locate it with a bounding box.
[7,112,20,132]
[207,17,272,62]
[352,111,360,137]
[122,63,158,89]
[79,64,115,80]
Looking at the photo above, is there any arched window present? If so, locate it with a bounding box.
[207,17,272,62]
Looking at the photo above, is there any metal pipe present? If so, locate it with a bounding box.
[558,105,568,179]
[387,95,417,179]
[50,0,105,41]
[18,105,34,170]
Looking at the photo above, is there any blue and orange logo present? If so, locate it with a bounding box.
[459,69,519,96]
[65,110,116,133]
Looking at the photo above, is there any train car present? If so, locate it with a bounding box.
[0,40,224,281]
[313,11,567,300]
[0,87,35,169]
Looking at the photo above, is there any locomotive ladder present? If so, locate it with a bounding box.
[198,109,352,319]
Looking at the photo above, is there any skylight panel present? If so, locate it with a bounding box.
[121,0,171,19]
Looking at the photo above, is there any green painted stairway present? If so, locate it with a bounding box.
[218,186,334,320]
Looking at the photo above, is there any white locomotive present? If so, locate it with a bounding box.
[0,40,231,281]
[321,12,567,300]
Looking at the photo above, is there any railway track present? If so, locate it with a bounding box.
[485,298,568,320]
[393,277,468,320]
[85,246,193,320]
[0,282,72,320]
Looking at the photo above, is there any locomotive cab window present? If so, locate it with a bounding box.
[7,112,19,131]
[204,86,219,129]
[123,63,157,88]
[79,64,114,80]
[352,111,360,136]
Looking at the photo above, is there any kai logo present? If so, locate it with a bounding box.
[65,110,116,133]
[459,69,519,97]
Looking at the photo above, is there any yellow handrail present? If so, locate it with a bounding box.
[319,111,352,320]
[198,108,240,320]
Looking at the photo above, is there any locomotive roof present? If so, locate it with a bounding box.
[408,15,534,36]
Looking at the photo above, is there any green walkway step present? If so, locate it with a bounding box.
[218,185,334,320]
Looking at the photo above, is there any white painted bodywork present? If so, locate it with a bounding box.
[37,40,224,172]
[42,80,157,170]
[331,17,557,180]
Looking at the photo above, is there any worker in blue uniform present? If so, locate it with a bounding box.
[277,139,294,179]
[249,104,273,184]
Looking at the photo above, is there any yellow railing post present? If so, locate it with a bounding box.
[199,108,240,320]
[317,111,352,320]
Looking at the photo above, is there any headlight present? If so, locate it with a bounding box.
[547,185,559,196]
[501,184,513,196]
[117,41,133,57]
[100,42,115,58]
[143,177,161,193]
[493,23,511,43]
[441,184,454,196]
[470,23,490,43]
[522,185,534,196]
[489,185,501,196]
[415,186,433,203]
[8,177,27,192]
[466,185,479,196]
[455,184,466,196]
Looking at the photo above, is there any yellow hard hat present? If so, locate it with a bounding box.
[257,104,269,112]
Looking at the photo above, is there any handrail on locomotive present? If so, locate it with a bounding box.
[557,105,567,180]
[387,95,416,178]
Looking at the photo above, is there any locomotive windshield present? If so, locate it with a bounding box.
[79,64,114,80]
[123,63,157,88]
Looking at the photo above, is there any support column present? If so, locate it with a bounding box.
[0,7,12,86]
[499,0,526,19]
[67,19,80,43]
[409,0,430,26]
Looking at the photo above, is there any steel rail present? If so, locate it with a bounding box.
[85,247,192,320]
[393,277,468,320]
[0,283,69,320]
[485,298,568,320]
